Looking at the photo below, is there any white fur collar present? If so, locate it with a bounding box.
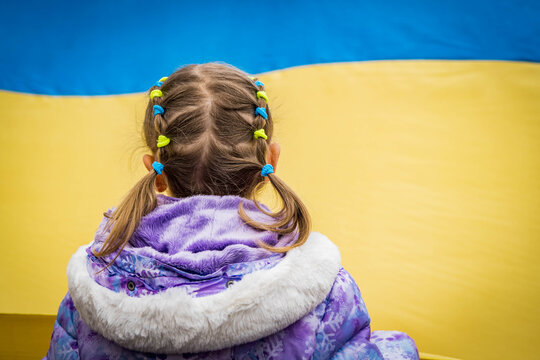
[67,232,341,354]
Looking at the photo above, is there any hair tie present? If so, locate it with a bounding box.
[255,107,268,120]
[155,76,168,87]
[157,135,170,148]
[254,80,264,87]
[150,89,163,100]
[153,105,165,116]
[253,129,268,140]
[261,164,274,177]
[249,76,256,80]
[256,91,269,103]
[152,161,164,175]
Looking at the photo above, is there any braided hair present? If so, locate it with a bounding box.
[94,63,311,259]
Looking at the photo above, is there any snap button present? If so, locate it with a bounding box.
[127,281,136,291]
[226,280,234,288]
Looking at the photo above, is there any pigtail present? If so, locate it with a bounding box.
[239,172,312,253]
[93,170,158,259]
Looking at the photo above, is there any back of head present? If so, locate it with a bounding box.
[95,62,310,259]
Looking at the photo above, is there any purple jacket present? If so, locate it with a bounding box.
[45,194,419,359]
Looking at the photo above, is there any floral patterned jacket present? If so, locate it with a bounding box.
[44,194,419,359]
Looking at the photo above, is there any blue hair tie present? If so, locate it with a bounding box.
[261,164,274,177]
[153,105,165,116]
[254,80,264,87]
[152,161,164,175]
[155,77,168,88]
[255,107,268,120]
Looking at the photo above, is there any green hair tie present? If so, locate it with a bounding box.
[253,129,268,140]
[150,89,163,100]
[256,91,269,103]
[157,135,170,147]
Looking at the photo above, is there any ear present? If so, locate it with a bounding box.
[266,142,281,172]
[143,154,154,171]
[142,154,168,193]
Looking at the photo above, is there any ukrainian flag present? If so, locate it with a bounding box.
[1,1,539,359]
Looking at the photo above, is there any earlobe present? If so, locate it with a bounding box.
[155,174,168,193]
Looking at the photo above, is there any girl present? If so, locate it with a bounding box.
[44,63,419,359]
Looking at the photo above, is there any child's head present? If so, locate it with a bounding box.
[143,62,275,197]
[96,63,310,258]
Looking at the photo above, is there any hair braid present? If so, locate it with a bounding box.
[150,85,168,138]
[250,79,271,165]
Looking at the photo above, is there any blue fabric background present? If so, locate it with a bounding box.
[1,0,539,95]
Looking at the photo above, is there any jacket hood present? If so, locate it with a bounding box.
[67,194,342,354]
[92,194,295,275]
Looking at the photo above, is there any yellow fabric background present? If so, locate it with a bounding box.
[1,60,539,359]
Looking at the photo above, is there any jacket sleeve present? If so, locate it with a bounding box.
[369,330,420,360]
[313,268,385,359]
[317,268,420,360]
[43,292,80,360]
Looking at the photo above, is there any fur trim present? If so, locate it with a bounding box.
[67,232,341,354]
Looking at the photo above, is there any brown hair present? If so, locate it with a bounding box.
[93,62,311,260]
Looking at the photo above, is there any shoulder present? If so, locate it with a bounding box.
[311,268,374,358]
[326,267,371,323]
